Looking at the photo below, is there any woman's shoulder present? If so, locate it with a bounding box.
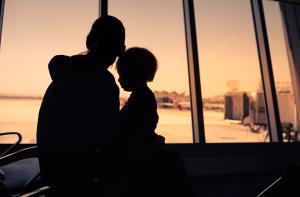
[48,55,72,80]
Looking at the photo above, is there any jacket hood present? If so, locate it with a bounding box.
[48,55,106,80]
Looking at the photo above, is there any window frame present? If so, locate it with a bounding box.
[182,0,286,143]
[101,0,295,143]
[182,0,205,143]
[0,0,5,48]
[0,0,299,144]
[279,0,300,140]
[250,0,283,142]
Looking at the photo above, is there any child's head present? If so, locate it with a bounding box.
[116,47,157,91]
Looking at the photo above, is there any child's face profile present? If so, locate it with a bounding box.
[117,69,135,92]
[118,69,146,92]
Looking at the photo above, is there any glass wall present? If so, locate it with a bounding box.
[263,0,298,142]
[0,0,98,143]
[1,0,297,144]
[109,0,193,143]
[195,0,269,142]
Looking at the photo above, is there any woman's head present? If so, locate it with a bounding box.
[116,47,158,91]
[86,15,126,66]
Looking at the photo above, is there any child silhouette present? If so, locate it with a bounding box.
[116,47,164,156]
[117,47,195,197]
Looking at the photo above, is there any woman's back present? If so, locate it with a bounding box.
[37,54,121,184]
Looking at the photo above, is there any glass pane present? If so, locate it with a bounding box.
[195,0,269,143]
[263,0,298,142]
[109,0,193,143]
[0,0,98,143]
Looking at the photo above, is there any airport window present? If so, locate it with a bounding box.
[263,0,299,142]
[1,0,299,145]
[194,0,270,143]
[0,0,98,143]
[108,0,193,143]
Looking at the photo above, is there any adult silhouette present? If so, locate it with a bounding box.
[36,15,125,196]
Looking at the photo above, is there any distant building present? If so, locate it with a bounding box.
[154,90,190,110]
[252,91,267,125]
[203,95,224,112]
[224,91,250,121]
[277,91,297,129]
[223,91,268,126]
[223,84,298,132]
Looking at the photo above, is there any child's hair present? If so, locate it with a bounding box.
[116,47,157,82]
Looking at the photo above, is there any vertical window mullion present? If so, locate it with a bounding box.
[183,0,205,143]
[0,0,5,49]
[99,0,108,17]
[251,0,282,142]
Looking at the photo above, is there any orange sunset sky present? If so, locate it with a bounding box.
[0,0,292,98]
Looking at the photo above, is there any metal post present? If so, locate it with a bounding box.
[99,0,108,17]
[183,0,205,143]
[250,0,283,142]
[0,0,5,49]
